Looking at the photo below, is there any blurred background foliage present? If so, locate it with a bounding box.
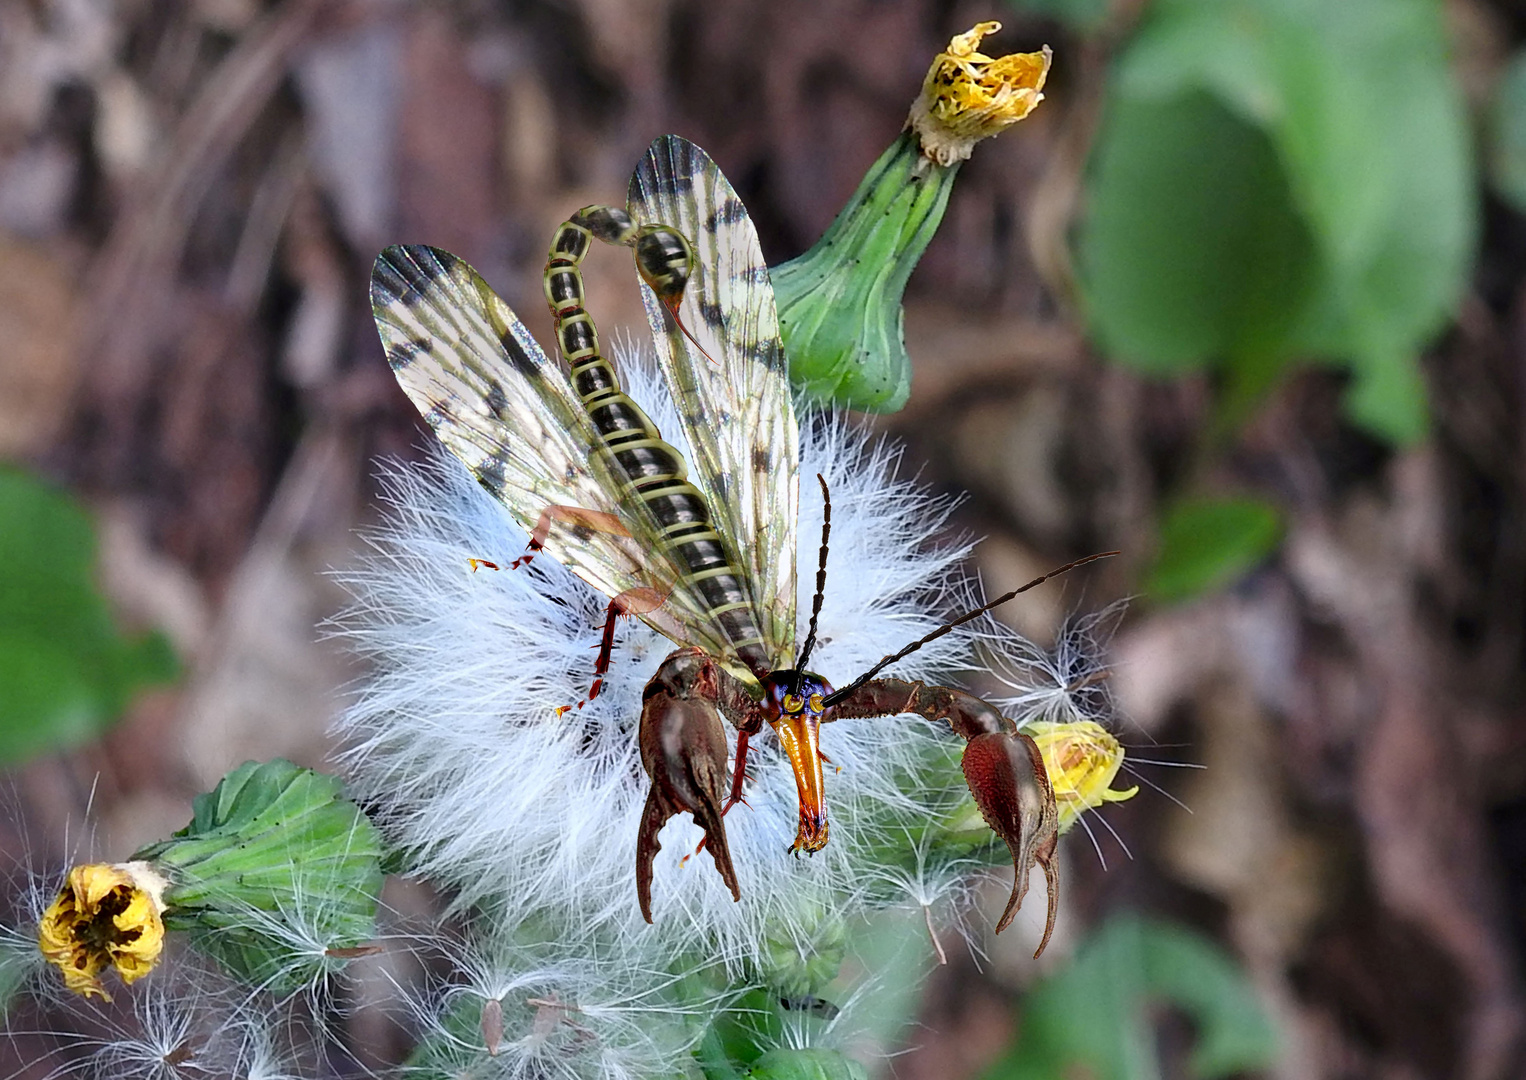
[0,469,175,764]
[1,0,1523,1077]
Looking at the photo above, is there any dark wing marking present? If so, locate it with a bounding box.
[628,137,799,668]
[372,244,740,658]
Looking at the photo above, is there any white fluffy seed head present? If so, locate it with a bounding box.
[332,353,1064,1072]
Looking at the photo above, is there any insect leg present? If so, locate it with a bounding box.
[636,648,768,922]
[509,504,631,570]
[830,679,1061,956]
[576,586,667,708]
[723,728,754,813]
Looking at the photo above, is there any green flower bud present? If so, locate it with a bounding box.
[130,759,384,992]
[774,22,1050,412]
[747,1048,868,1080]
[760,904,848,999]
[774,133,953,412]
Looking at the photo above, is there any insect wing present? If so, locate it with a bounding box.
[371,244,733,656]
[628,136,800,668]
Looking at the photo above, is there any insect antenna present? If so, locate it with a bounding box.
[792,474,832,697]
[822,550,1121,707]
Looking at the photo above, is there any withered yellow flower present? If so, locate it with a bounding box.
[38,861,168,999]
[909,21,1052,166]
[1027,720,1138,833]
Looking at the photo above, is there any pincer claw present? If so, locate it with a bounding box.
[635,692,740,922]
[961,732,1060,956]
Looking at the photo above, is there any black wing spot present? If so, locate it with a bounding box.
[421,246,461,275]
[697,300,726,328]
[485,380,510,418]
[387,338,431,371]
[371,255,420,307]
[372,245,459,307]
[748,340,782,364]
[500,327,543,377]
[704,198,747,233]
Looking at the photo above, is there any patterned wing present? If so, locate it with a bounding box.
[371,244,736,658]
[627,136,800,669]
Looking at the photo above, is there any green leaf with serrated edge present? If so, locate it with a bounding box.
[1079,0,1473,444]
[1145,497,1283,603]
[984,915,1277,1080]
[133,760,384,993]
[0,468,177,764]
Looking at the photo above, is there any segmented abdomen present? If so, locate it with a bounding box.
[545,206,769,677]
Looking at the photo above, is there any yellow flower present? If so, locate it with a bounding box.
[908,21,1052,166]
[1027,720,1138,834]
[38,861,168,1000]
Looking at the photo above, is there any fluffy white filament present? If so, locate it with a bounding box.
[331,356,1033,1074]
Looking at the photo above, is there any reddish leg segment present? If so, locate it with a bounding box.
[511,505,632,569]
[577,586,667,708]
[723,729,753,814]
[831,678,1061,955]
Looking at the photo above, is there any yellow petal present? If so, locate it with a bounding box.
[1026,720,1138,834]
[908,21,1053,166]
[37,862,168,998]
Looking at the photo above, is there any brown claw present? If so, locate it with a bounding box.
[962,732,1061,956]
[636,692,740,922]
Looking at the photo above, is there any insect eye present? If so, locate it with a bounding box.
[782,694,803,714]
[808,694,824,712]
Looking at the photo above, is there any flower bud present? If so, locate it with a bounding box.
[40,760,385,997]
[774,22,1050,411]
[1026,720,1138,833]
[38,862,168,1000]
[761,905,848,999]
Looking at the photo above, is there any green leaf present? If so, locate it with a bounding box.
[1079,0,1475,444]
[1487,49,1526,215]
[984,915,1278,1080]
[1145,496,1282,603]
[1079,90,1319,377]
[0,468,177,765]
